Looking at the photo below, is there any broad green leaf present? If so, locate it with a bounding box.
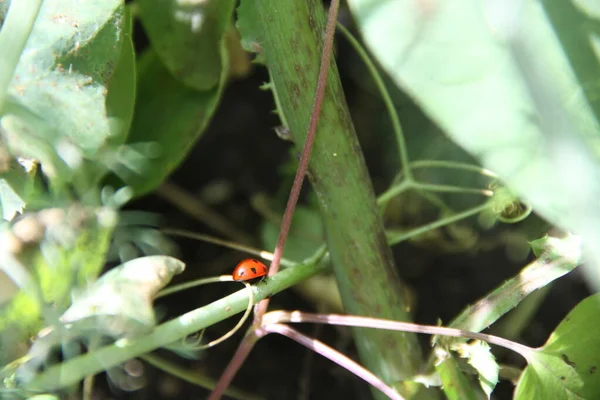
[121,50,227,196]
[515,293,600,399]
[105,5,136,147]
[1,0,125,190]
[16,255,185,383]
[347,1,600,285]
[139,0,235,90]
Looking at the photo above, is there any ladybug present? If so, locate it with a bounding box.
[232,259,268,283]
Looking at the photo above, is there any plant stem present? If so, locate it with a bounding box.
[25,257,328,391]
[238,0,424,396]
[337,23,413,182]
[157,182,254,244]
[266,311,535,360]
[210,2,341,397]
[161,228,295,267]
[387,202,491,246]
[0,0,43,112]
[412,182,493,196]
[376,180,412,207]
[254,0,341,313]
[410,160,498,177]
[141,354,262,400]
[261,324,405,400]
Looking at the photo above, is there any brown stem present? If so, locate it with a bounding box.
[207,334,259,400]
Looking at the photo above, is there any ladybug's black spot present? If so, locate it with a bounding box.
[239,270,245,276]
[250,267,257,274]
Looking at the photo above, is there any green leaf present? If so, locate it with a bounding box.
[61,255,185,332]
[530,234,583,261]
[121,49,227,196]
[139,0,235,90]
[0,157,38,221]
[515,293,600,399]
[0,206,117,326]
[105,4,136,147]
[2,0,126,190]
[435,352,480,400]
[454,340,498,399]
[346,1,600,284]
[16,255,185,383]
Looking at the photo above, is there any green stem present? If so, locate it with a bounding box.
[337,23,413,182]
[0,0,43,112]
[413,189,452,214]
[26,257,328,391]
[237,1,424,395]
[412,182,493,196]
[410,160,497,177]
[376,180,412,207]
[387,202,491,245]
[140,354,262,400]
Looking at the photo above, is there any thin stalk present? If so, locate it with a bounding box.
[261,324,405,400]
[264,311,535,361]
[141,354,262,400]
[387,202,491,245]
[412,189,452,214]
[337,23,412,182]
[207,335,259,400]
[376,180,412,207]
[157,182,254,244]
[82,374,94,400]
[161,228,295,266]
[412,182,493,197]
[410,160,498,177]
[0,0,43,112]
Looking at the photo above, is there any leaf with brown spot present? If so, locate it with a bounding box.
[515,293,600,399]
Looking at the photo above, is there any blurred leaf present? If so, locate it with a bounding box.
[515,293,600,399]
[454,341,498,399]
[105,5,136,147]
[139,0,236,90]
[0,157,39,221]
[16,255,185,383]
[436,353,480,400]
[1,0,126,190]
[0,207,117,336]
[61,255,185,331]
[121,50,227,196]
[530,233,583,261]
[347,1,600,285]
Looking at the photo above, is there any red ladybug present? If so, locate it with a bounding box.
[232,259,268,282]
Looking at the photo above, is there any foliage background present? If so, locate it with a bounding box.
[0,0,596,399]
